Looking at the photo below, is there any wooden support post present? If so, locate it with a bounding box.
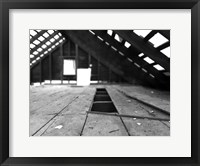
[88,52,91,67]
[49,53,52,84]
[40,60,42,85]
[109,67,111,83]
[75,44,79,82]
[60,44,63,84]
[68,40,71,57]
[97,57,100,83]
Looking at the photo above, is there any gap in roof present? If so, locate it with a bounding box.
[30,44,35,49]
[50,38,55,42]
[89,30,95,35]
[114,34,122,42]
[149,33,168,47]
[33,40,40,45]
[43,32,49,38]
[161,47,170,58]
[153,64,165,71]
[54,35,59,39]
[107,30,113,36]
[38,36,45,42]
[143,57,154,64]
[138,53,144,57]
[48,30,54,34]
[124,41,131,48]
[133,30,151,38]
[30,30,37,36]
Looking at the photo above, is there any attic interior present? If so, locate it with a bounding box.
[30,30,170,136]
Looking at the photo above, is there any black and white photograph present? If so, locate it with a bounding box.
[30,30,170,136]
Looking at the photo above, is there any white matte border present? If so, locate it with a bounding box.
[9,9,191,157]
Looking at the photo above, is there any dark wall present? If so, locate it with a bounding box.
[30,39,124,84]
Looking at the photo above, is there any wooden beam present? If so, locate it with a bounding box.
[75,44,78,81]
[114,30,170,72]
[93,30,169,87]
[40,60,42,84]
[144,30,158,41]
[156,41,170,51]
[60,44,63,84]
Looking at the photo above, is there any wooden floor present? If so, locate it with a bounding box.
[30,84,170,136]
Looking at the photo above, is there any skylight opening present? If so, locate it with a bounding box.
[161,47,170,58]
[59,39,63,43]
[97,36,104,41]
[50,38,55,43]
[149,74,155,78]
[30,44,35,49]
[124,41,131,48]
[33,40,40,45]
[30,55,34,58]
[149,33,168,47]
[134,63,140,68]
[42,44,47,49]
[114,34,122,42]
[46,41,51,46]
[30,30,37,36]
[111,46,117,51]
[40,54,44,57]
[89,30,95,35]
[107,30,113,36]
[105,42,110,46]
[36,57,40,60]
[48,30,54,35]
[54,35,59,39]
[138,53,144,57]
[51,45,55,49]
[43,32,49,38]
[44,51,48,54]
[142,68,147,73]
[55,42,59,46]
[118,51,124,56]
[153,64,165,71]
[143,57,155,64]
[37,48,43,52]
[32,60,36,64]
[133,30,151,38]
[33,51,38,55]
[38,36,45,42]
[127,58,133,62]
[58,33,62,36]
[48,48,52,52]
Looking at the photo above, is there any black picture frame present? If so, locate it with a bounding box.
[0,0,199,165]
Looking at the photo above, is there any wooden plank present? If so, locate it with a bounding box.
[114,30,170,72]
[156,41,170,51]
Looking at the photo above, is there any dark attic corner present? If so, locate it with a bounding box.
[30,29,170,136]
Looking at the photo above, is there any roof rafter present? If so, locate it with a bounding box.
[114,30,170,72]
